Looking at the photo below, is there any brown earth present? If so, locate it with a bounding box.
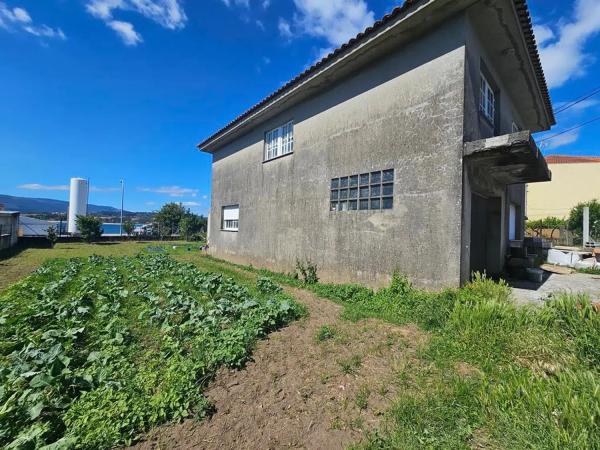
[129,284,428,450]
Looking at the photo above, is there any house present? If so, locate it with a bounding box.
[527,155,600,220]
[0,211,20,250]
[197,0,554,289]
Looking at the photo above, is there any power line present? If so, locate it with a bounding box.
[555,85,600,114]
[539,114,600,143]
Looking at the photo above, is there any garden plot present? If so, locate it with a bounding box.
[0,254,301,449]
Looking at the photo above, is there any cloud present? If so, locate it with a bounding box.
[89,186,121,192]
[107,20,142,45]
[278,17,293,39]
[262,0,270,8]
[0,3,66,40]
[18,183,69,191]
[137,186,199,197]
[536,0,600,89]
[255,19,265,30]
[86,0,186,44]
[540,129,580,150]
[286,0,375,47]
[220,0,250,8]
[180,201,201,207]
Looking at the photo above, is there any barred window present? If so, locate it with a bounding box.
[330,169,394,212]
[222,205,239,231]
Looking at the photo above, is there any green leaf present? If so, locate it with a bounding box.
[30,373,53,388]
[28,402,44,419]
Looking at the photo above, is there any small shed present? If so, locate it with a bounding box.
[0,211,20,250]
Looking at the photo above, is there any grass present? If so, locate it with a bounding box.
[195,257,600,449]
[315,325,337,342]
[1,245,599,448]
[0,241,201,293]
[0,251,302,448]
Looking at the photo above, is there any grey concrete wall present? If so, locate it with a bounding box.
[461,6,528,281]
[0,215,19,249]
[208,16,467,289]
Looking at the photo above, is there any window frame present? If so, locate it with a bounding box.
[479,72,496,126]
[221,205,240,232]
[264,121,294,162]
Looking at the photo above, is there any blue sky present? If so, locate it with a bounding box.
[1,0,599,214]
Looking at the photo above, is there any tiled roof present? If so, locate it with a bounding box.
[198,0,554,150]
[545,155,600,164]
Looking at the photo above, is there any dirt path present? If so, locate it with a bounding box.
[131,277,427,450]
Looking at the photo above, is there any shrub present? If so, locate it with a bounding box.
[295,259,319,284]
[75,215,102,243]
[567,199,600,240]
[46,225,58,248]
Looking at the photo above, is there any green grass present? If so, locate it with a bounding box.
[315,325,337,342]
[0,253,302,449]
[338,355,362,375]
[578,267,600,275]
[198,258,600,449]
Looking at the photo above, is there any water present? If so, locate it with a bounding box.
[101,223,144,235]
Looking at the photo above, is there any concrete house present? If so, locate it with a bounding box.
[198,0,554,289]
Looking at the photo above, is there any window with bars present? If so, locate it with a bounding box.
[330,169,394,212]
[264,121,294,161]
[479,73,496,125]
[222,205,239,231]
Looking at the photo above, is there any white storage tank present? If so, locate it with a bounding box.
[67,178,89,234]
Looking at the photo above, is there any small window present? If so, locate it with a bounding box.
[479,74,496,125]
[330,168,394,212]
[264,121,294,161]
[222,205,239,231]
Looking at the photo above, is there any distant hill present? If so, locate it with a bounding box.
[0,194,123,214]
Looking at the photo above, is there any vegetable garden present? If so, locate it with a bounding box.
[0,254,301,449]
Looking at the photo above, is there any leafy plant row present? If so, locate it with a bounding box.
[0,254,301,449]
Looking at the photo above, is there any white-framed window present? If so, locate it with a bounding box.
[222,205,239,231]
[479,74,496,125]
[264,121,294,161]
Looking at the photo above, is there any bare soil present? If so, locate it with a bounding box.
[129,284,428,450]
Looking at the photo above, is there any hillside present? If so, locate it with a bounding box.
[0,194,122,214]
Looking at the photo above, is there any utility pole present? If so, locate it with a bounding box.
[120,180,125,237]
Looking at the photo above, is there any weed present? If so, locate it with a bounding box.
[295,259,319,285]
[338,355,362,375]
[355,385,370,410]
[256,277,283,295]
[315,325,337,342]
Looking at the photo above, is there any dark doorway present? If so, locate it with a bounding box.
[470,193,502,277]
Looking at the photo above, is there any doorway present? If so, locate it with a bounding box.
[470,193,502,277]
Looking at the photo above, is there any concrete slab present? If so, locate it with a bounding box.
[510,272,600,306]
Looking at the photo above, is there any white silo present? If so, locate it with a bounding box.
[67,178,89,234]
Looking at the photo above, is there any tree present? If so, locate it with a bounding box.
[155,203,186,237]
[76,215,103,243]
[46,225,58,248]
[179,213,206,241]
[123,219,135,238]
[567,200,600,241]
[526,216,566,239]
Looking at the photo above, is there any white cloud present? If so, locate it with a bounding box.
[278,17,293,39]
[262,0,270,8]
[255,19,265,30]
[289,0,375,47]
[202,195,208,200]
[181,201,201,207]
[533,24,554,46]
[108,20,142,45]
[138,186,199,197]
[0,3,65,40]
[220,0,249,8]
[540,130,580,150]
[536,0,600,89]
[90,186,121,192]
[18,183,69,191]
[86,0,186,44]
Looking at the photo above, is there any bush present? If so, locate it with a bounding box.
[295,259,319,284]
[75,215,102,243]
[567,199,600,240]
[256,277,283,295]
[46,225,58,248]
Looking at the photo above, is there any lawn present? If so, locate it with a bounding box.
[0,246,302,448]
[1,243,599,449]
